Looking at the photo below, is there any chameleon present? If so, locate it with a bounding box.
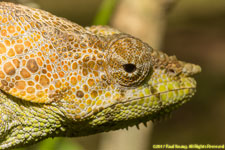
[0,2,201,150]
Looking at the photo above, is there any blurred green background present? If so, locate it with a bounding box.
[2,0,225,149]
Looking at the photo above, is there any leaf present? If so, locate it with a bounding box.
[93,0,119,25]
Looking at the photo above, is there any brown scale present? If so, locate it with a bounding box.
[150,50,185,75]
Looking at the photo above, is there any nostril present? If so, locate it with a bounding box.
[123,64,136,73]
[168,69,176,74]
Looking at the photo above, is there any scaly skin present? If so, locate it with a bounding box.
[0,2,201,150]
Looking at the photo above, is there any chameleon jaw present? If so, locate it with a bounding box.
[87,75,197,131]
[87,93,194,134]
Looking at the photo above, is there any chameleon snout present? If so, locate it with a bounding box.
[182,63,201,76]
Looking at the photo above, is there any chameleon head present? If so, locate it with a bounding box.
[89,34,201,130]
[0,3,202,149]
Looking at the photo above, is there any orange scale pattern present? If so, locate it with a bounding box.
[0,2,119,120]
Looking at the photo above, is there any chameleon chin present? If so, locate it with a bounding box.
[0,2,201,150]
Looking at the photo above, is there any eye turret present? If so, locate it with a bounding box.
[106,34,152,87]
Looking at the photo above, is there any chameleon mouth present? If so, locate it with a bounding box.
[98,76,196,119]
[89,85,196,131]
[123,87,196,105]
[110,85,196,114]
[126,75,197,102]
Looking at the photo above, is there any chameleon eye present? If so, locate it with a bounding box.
[106,34,153,87]
[123,63,136,73]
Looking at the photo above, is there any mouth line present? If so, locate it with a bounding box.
[89,86,196,120]
[84,85,196,120]
[105,86,196,110]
